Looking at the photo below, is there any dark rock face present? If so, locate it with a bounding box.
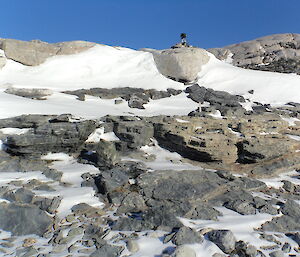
[0,202,53,236]
[2,114,96,155]
[185,84,245,116]
[63,87,182,109]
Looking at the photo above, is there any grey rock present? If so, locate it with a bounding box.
[286,232,300,246]
[172,245,196,257]
[143,47,210,82]
[90,244,124,257]
[0,202,53,236]
[109,116,154,151]
[0,38,95,66]
[137,169,226,201]
[126,239,139,253]
[282,180,295,192]
[117,192,147,214]
[3,188,35,204]
[171,227,203,246]
[234,240,258,257]
[95,168,129,194]
[4,117,96,155]
[63,87,181,108]
[0,114,55,129]
[33,196,62,214]
[185,202,222,220]
[269,250,284,257]
[224,199,256,215]
[5,87,53,100]
[185,84,245,116]
[206,229,236,254]
[281,242,291,253]
[171,245,196,257]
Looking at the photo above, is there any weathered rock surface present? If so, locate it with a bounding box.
[0,38,96,66]
[5,87,53,100]
[206,229,236,254]
[209,33,300,74]
[63,87,181,109]
[0,202,53,236]
[142,47,210,82]
[2,114,96,155]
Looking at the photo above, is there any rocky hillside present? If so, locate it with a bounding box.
[209,33,300,74]
[0,37,300,257]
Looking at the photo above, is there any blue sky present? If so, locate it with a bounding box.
[2,0,300,49]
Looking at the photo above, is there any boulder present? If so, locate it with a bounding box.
[0,202,53,236]
[171,227,203,246]
[206,229,236,254]
[0,39,96,66]
[142,47,210,82]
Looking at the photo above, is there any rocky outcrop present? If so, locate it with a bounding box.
[63,87,182,109]
[142,47,210,82]
[0,38,96,66]
[5,87,53,100]
[208,33,300,74]
[2,114,96,155]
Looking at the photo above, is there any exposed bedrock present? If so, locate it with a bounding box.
[0,38,96,66]
[209,33,300,74]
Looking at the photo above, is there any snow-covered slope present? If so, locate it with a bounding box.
[198,52,300,105]
[0,44,300,119]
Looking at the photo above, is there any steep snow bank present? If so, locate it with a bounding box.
[0,45,183,91]
[198,53,300,105]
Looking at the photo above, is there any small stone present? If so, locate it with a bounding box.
[66,214,75,222]
[282,180,295,192]
[126,239,139,253]
[67,227,84,237]
[22,238,37,247]
[282,242,291,253]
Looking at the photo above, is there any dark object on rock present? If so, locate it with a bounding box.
[0,202,53,236]
[206,229,236,254]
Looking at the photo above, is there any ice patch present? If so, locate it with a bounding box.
[0,127,31,135]
[86,127,120,143]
